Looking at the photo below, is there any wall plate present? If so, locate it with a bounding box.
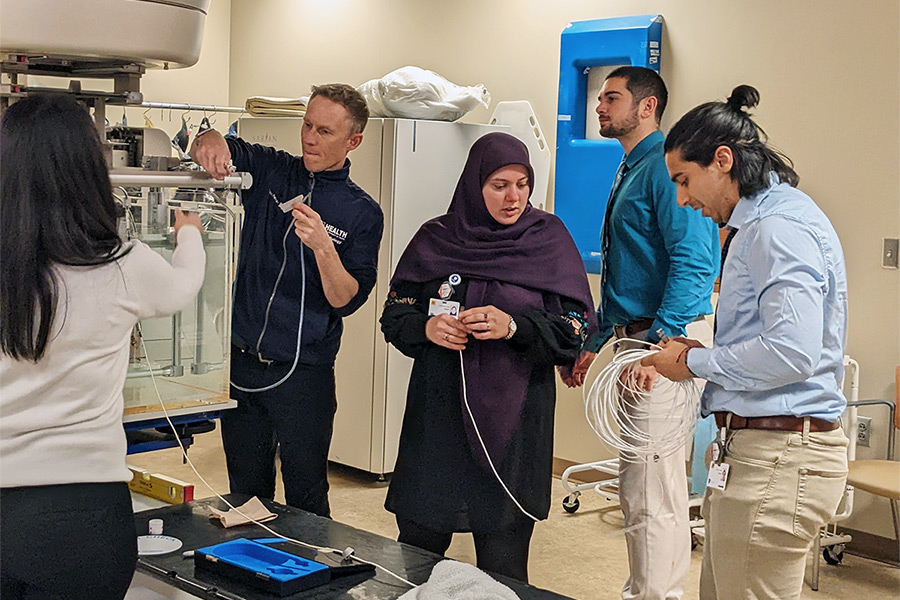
[883,238,899,269]
[857,416,871,447]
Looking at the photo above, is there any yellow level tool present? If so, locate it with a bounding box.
[128,466,194,504]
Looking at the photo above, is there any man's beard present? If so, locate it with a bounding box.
[600,108,640,139]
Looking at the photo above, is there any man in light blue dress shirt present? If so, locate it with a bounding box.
[564,67,719,600]
[647,85,849,600]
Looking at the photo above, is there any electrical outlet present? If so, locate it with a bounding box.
[883,238,899,269]
[857,416,871,447]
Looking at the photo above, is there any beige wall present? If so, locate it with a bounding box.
[227,0,899,538]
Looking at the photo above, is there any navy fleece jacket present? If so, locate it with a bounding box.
[227,136,383,364]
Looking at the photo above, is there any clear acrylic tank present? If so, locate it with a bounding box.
[111,171,247,423]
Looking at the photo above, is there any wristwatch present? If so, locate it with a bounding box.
[504,315,518,340]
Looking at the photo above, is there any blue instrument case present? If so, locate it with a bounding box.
[194,538,330,596]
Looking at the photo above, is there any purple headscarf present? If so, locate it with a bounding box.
[391,132,596,467]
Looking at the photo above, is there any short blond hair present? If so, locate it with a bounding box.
[310,83,369,135]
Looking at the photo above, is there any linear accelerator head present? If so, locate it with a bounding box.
[0,0,210,69]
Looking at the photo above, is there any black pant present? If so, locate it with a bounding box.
[1,482,137,600]
[396,516,535,582]
[223,350,337,517]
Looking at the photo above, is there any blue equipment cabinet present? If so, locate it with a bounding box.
[555,15,663,274]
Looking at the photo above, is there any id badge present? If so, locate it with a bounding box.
[428,298,460,317]
[707,463,730,491]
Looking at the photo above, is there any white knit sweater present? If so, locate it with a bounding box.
[1,226,206,487]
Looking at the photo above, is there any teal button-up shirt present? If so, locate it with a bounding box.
[586,130,719,350]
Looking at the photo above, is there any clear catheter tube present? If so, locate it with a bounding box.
[583,339,702,462]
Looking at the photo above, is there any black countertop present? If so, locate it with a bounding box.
[134,494,572,600]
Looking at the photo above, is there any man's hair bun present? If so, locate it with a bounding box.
[726,85,760,113]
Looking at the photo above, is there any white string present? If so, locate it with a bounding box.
[135,290,414,588]
[583,338,701,462]
[458,351,540,522]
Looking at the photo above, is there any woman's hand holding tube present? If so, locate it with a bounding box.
[459,305,511,341]
[426,314,469,350]
[173,210,202,238]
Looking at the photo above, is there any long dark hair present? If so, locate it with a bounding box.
[1,94,129,361]
[664,85,799,198]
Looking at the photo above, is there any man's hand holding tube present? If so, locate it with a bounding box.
[641,337,704,381]
[189,130,233,180]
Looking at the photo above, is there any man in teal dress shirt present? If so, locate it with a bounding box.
[565,67,719,600]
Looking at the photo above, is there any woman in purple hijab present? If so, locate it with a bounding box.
[380,132,595,582]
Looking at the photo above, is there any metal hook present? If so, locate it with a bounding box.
[142,105,154,128]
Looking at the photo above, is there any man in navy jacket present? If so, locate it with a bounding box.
[191,84,383,517]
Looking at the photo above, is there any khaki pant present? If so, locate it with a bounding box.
[700,427,848,600]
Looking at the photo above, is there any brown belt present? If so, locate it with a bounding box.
[714,412,840,432]
[613,315,707,339]
[613,318,656,338]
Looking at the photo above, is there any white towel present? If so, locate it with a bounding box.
[399,560,521,600]
[244,95,309,117]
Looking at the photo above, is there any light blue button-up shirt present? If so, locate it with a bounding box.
[586,130,719,350]
[688,177,849,421]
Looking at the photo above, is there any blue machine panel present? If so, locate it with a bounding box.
[555,15,663,273]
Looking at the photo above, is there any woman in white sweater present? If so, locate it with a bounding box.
[0,94,206,599]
